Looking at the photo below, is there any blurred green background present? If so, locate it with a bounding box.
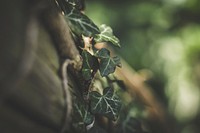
[85,0,200,133]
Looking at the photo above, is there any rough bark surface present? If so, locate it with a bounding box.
[0,0,74,132]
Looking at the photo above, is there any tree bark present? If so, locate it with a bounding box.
[0,0,76,132]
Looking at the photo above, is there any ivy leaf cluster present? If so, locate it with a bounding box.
[56,0,100,37]
[81,48,122,80]
[56,0,123,132]
[57,0,122,78]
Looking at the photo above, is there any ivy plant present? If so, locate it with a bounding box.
[55,0,148,133]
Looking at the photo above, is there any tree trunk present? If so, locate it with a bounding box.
[0,1,72,132]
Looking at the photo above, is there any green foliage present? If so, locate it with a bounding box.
[66,8,100,37]
[81,50,98,80]
[95,24,120,47]
[57,0,200,133]
[74,101,94,125]
[90,87,122,121]
[72,100,94,133]
[56,0,85,13]
[95,48,121,77]
[85,1,200,133]
[116,102,146,133]
[56,0,128,133]
[81,48,121,80]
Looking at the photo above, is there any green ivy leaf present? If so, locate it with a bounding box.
[81,50,99,80]
[74,102,94,125]
[72,100,94,132]
[89,87,122,121]
[56,0,69,13]
[66,8,100,37]
[95,48,121,77]
[95,24,120,47]
[56,0,85,13]
[81,50,93,80]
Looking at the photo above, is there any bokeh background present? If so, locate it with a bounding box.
[85,0,200,133]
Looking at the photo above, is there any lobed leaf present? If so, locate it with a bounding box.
[89,87,122,121]
[72,100,94,132]
[66,8,100,37]
[95,24,120,47]
[74,102,94,125]
[81,50,98,80]
[95,48,121,77]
